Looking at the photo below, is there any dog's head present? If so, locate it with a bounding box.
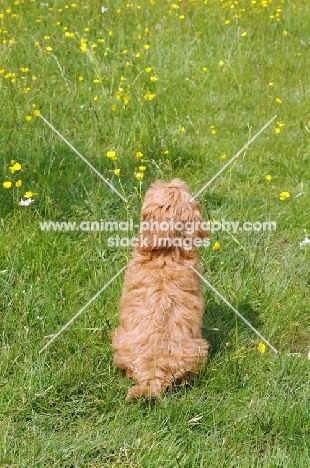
[136,178,209,256]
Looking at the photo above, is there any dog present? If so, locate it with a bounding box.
[112,178,210,400]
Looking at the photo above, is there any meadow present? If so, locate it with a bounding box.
[0,0,309,466]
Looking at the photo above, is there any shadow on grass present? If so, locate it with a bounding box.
[203,299,264,356]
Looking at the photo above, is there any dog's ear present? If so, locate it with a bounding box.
[181,199,210,240]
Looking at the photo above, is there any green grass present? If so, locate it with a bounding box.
[1,0,309,466]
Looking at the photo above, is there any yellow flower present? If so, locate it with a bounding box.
[135,172,144,181]
[265,174,272,181]
[26,115,32,121]
[12,162,22,172]
[163,150,169,155]
[123,95,130,104]
[283,30,288,37]
[268,82,274,86]
[181,126,185,133]
[241,32,247,37]
[135,52,141,58]
[275,97,282,104]
[258,341,266,353]
[139,165,146,171]
[78,76,84,81]
[221,154,227,160]
[277,121,285,127]
[3,181,12,189]
[33,110,41,116]
[143,91,155,101]
[279,191,290,201]
[212,241,221,251]
[145,67,152,72]
[114,169,120,176]
[136,151,144,158]
[219,60,224,67]
[108,30,113,36]
[24,191,35,198]
[15,180,22,187]
[4,72,15,79]
[179,15,185,19]
[150,75,157,82]
[93,96,98,101]
[65,32,74,38]
[115,91,122,100]
[274,127,280,134]
[202,67,208,72]
[111,104,117,111]
[106,151,117,161]
[143,44,150,50]
[21,67,29,73]
[93,79,100,83]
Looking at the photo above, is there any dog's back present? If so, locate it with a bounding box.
[112,179,210,400]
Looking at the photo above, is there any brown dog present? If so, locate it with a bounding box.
[112,179,210,400]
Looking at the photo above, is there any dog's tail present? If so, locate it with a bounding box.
[126,379,168,401]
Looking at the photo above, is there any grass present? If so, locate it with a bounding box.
[0,0,309,466]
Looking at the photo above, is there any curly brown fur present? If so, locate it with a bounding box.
[112,178,210,400]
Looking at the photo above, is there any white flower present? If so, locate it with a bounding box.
[300,237,310,247]
[101,6,108,13]
[20,198,35,206]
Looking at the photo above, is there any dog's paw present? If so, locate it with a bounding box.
[125,382,162,401]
